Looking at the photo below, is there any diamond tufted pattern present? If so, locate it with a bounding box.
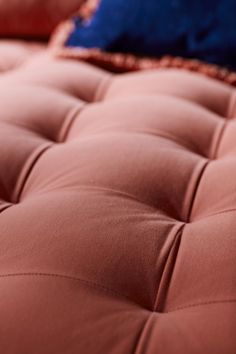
[0,41,235,354]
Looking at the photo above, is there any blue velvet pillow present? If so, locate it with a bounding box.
[66,0,236,70]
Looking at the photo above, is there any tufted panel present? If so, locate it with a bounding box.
[0,45,235,353]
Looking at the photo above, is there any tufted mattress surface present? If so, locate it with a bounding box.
[0,40,236,353]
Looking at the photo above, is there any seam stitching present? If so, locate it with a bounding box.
[226,91,236,119]
[167,299,236,313]
[71,184,163,211]
[212,120,228,159]
[0,272,139,306]
[153,223,185,312]
[187,160,209,222]
[94,75,113,102]
[14,144,53,203]
[59,103,87,142]
[133,313,155,354]
[194,207,236,221]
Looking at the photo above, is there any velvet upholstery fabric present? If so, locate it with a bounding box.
[0,40,45,72]
[65,0,236,70]
[0,40,236,353]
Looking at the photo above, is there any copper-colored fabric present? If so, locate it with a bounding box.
[0,42,236,353]
[0,0,84,38]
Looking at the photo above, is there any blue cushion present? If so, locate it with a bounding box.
[66,0,236,70]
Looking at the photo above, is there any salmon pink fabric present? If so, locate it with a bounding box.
[0,42,235,353]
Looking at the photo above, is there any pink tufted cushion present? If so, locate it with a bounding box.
[0,43,235,353]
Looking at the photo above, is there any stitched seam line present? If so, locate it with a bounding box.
[59,103,87,142]
[195,207,236,220]
[66,184,165,212]
[212,120,228,159]
[226,91,236,119]
[0,272,138,306]
[0,120,48,138]
[94,75,113,102]
[129,128,201,154]
[154,223,185,312]
[133,313,155,354]
[167,299,236,313]
[14,144,53,203]
[187,160,209,222]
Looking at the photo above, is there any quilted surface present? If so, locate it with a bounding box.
[0,41,235,354]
